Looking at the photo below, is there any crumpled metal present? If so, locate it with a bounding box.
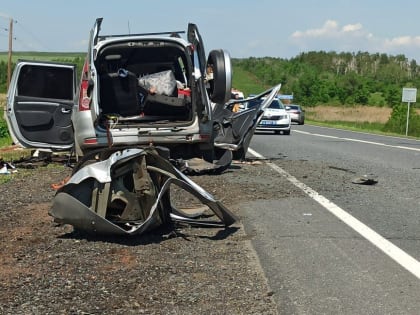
[49,147,237,235]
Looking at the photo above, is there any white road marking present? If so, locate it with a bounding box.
[293,129,420,152]
[248,147,420,280]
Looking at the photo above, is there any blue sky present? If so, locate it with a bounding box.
[2,0,420,61]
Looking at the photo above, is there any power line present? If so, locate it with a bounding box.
[14,20,50,51]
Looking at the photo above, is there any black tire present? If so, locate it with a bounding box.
[207,49,232,104]
[284,130,291,135]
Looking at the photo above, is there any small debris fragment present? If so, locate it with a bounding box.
[352,174,378,185]
[0,160,17,175]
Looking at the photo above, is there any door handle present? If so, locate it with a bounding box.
[61,108,72,114]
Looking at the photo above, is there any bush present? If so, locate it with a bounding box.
[0,115,9,138]
[368,92,386,107]
[383,104,420,136]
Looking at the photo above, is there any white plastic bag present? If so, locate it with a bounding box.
[138,70,176,96]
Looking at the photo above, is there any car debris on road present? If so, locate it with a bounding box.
[50,146,238,235]
[0,161,15,174]
[351,174,378,185]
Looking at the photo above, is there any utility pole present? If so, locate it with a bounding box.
[7,17,13,91]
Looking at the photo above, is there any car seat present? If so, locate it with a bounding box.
[100,70,140,117]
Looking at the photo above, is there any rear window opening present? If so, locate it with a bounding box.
[95,42,193,126]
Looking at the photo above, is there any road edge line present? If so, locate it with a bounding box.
[248,147,420,280]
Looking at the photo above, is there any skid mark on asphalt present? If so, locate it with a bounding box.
[248,147,420,280]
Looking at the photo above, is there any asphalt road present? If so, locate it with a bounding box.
[241,124,420,314]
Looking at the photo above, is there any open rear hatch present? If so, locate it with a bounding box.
[94,40,193,128]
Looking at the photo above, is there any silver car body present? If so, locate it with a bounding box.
[285,104,305,125]
[5,18,281,165]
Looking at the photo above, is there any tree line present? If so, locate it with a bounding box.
[233,51,420,108]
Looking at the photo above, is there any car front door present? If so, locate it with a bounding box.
[213,84,282,159]
[5,60,76,151]
[187,23,206,78]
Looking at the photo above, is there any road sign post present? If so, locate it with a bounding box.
[402,88,417,136]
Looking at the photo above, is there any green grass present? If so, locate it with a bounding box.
[308,120,385,131]
[305,119,419,138]
[0,51,85,63]
[0,172,14,184]
[0,165,34,185]
[0,147,32,161]
[232,66,268,97]
[0,137,12,147]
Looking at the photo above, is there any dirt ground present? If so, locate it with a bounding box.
[0,153,290,315]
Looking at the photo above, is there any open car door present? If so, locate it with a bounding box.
[187,23,206,78]
[5,60,76,151]
[213,84,282,159]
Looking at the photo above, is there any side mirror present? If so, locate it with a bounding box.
[206,49,232,104]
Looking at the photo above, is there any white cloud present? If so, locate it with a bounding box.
[288,20,420,61]
[292,20,365,40]
[342,23,362,33]
[292,20,339,38]
[383,36,420,48]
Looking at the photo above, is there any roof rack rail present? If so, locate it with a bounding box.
[98,31,185,40]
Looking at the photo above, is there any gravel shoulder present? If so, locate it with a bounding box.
[0,158,282,315]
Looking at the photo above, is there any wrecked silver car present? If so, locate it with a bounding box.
[4,18,282,235]
[50,147,238,235]
[5,17,281,172]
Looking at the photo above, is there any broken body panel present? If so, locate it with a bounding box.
[50,147,238,235]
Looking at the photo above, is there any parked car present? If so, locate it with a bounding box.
[285,104,305,125]
[5,18,281,168]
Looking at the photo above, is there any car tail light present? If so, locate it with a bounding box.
[78,61,91,111]
[83,138,98,145]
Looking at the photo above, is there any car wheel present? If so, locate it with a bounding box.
[207,49,232,104]
[274,130,281,135]
[284,130,291,135]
